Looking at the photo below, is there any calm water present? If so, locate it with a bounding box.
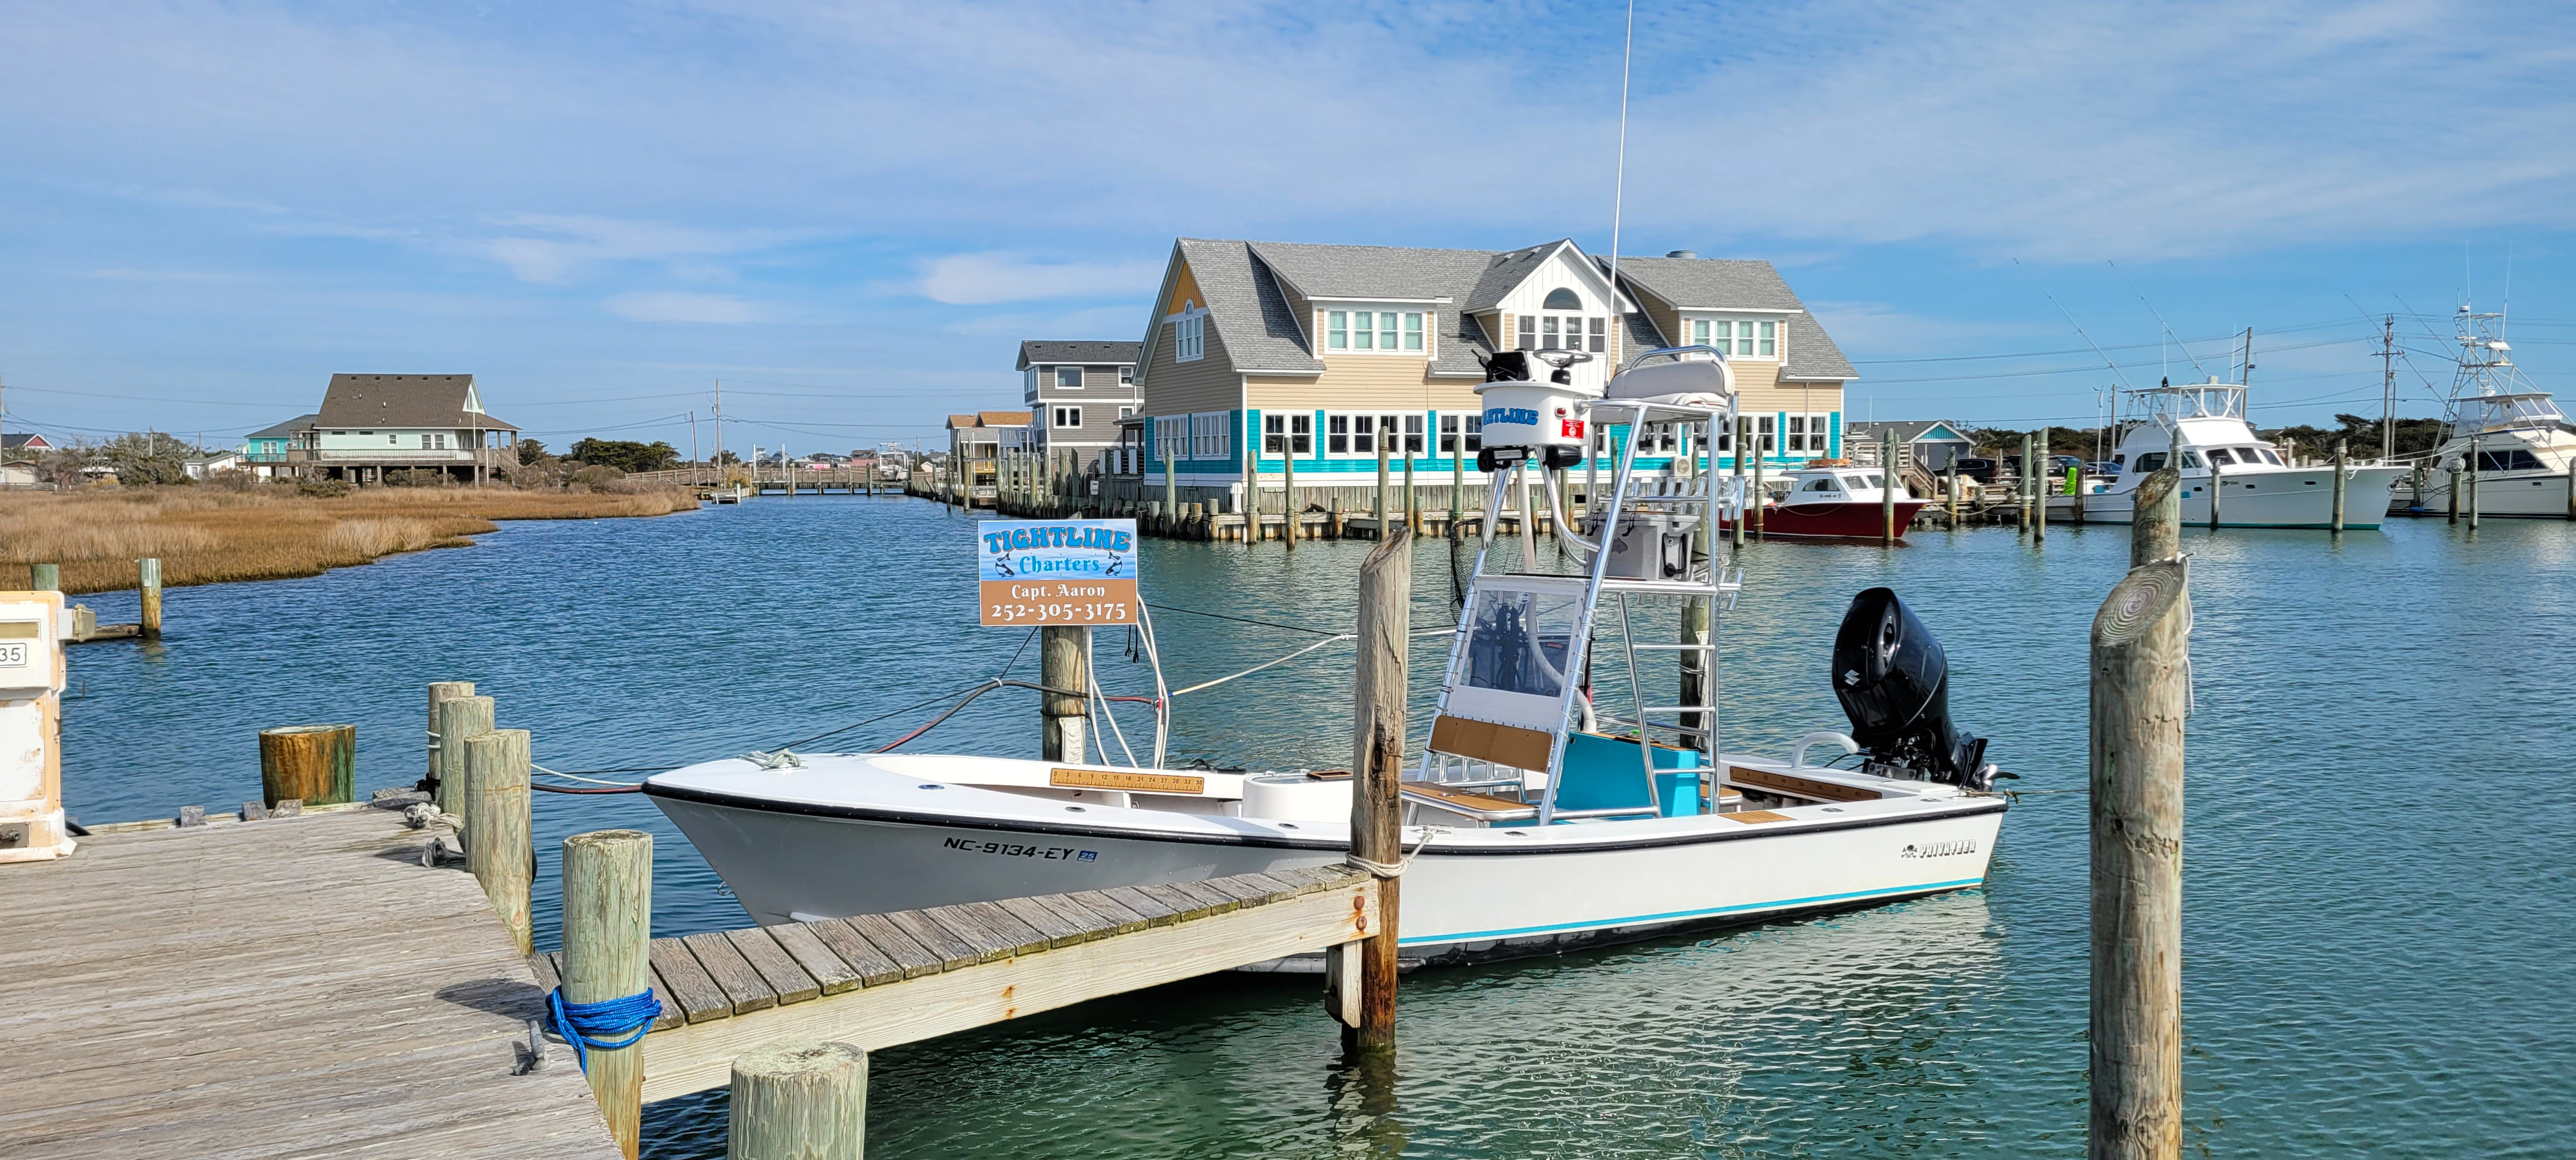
[56,498,2576,1157]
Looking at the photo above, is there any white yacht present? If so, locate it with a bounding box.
[648,349,2009,966]
[2404,308,2576,517]
[2049,378,2407,530]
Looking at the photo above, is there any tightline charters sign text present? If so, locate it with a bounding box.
[977,519,1139,627]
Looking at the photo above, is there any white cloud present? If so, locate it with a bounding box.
[10,1,2576,268]
[603,291,759,324]
[916,253,1161,305]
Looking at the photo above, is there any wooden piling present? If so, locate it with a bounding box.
[137,557,162,640]
[1374,426,1390,539]
[2131,467,2181,566]
[429,681,475,787]
[464,728,535,955]
[259,724,355,807]
[30,563,57,591]
[1347,526,1410,1052]
[1282,444,1298,548]
[728,1041,866,1160]
[2018,432,2035,533]
[435,694,495,822]
[1450,440,1465,535]
[2035,429,2050,542]
[1040,627,1089,762]
[2466,438,2480,530]
[564,829,654,1159]
[1880,429,1898,544]
[1404,448,1418,533]
[1751,450,1765,538]
[1946,459,1961,524]
[2207,462,2222,531]
[1733,418,1748,547]
[2446,465,2460,523]
[2089,556,2191,1160]
[2330,439,2347,533]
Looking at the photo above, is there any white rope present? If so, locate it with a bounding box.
[744,749,804,770]
[532,763,645,788]
[1347,825,1449,880]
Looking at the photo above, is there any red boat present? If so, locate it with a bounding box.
[1718,466,1929,540]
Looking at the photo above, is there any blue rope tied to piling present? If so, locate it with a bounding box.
[548,988,659,1073]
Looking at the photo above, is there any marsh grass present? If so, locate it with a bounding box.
[0,485,698,593]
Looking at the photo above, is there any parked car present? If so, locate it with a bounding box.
[2001,454,2087,478]
[1953,457,2000,483]
[2087,461,2121,477]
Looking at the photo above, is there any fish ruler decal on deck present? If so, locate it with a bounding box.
[1728,767,1880,804]
[1050,768,1205,795]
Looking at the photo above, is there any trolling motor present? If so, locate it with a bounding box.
[1473,349,1597,472]
[1830,588,1995,788]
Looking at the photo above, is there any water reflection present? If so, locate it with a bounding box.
[54,500,2576,1158]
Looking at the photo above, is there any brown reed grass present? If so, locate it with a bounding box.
[0,485,699,593]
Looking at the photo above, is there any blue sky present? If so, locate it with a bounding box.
[4,0,2573,453]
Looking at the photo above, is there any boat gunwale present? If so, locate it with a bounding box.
[642,779,2008,857]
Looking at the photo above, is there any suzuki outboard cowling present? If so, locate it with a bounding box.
[1831,588,1991,787]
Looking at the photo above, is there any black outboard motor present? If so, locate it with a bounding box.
[1831,588,1991,788]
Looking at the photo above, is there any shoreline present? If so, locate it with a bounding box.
[1,485,701,594]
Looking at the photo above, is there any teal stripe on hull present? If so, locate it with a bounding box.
[1402,876,1986,945]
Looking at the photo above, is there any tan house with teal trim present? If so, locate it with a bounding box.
[1128,238,1855,512]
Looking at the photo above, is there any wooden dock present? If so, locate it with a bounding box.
[1,805,622,1160]
[3,793,1378,1156]
[527,867,1375,1102]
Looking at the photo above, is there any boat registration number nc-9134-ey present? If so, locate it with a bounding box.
[942,836,1098,861]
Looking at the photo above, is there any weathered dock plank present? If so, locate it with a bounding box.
[636,871,1376,1103]
[0,807,621,1160]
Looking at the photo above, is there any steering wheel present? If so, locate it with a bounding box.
[1531,349,1593,369]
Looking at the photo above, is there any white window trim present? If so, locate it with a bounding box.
[1318,305,1434,356]
[1053,406,1084,429]
[1321,411,1427,459]
[1687,315,1782,360]
[1168,304,1208,363]
[1780,411,1833,455]
[1186,411,1230,461]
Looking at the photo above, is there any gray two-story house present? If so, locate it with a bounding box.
[1016,340,1142,477]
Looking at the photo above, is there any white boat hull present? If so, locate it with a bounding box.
[648,755,2005,965]
[2049,464,2407,529]
[2404,471,2576,518]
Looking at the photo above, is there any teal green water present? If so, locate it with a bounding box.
[56,498,2575,1157]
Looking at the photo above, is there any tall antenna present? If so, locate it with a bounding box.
[2015,259,2134,392]
[2106,260,2207,379]
[1605,0,1636,297]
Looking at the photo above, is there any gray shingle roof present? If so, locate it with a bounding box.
[1846,420,1972,444]
[317,375,518,432]
[1016,340,1141,369]
[1172,239,1324,374]
[1605,256,1856,382]
[247,413,318,440]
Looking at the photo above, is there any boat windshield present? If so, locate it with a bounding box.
[1462,588,1580,699]
[2458,393,2565,434]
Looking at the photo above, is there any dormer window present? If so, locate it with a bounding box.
[1325,310,1425,353]
[1172,312,1204,362]
[1692,318,1777,358]
[1542,288,1581,310]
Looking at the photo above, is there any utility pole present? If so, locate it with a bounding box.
[712,380,725,480]
[2379,316,2397,459]
[2239,328,2255,390]
[689,411,700,487]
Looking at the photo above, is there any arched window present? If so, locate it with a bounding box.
[1542,288,1582,310]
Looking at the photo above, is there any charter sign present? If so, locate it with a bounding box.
[976,519,1139,627]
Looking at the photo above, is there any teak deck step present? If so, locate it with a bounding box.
[530,866,1376,1100]
[1400,782,1538,820]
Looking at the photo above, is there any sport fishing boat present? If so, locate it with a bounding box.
[1717,464,1929,540]
[2050,378,2407,529]
[647,347,2007,965]
[2402,307,2576,517]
